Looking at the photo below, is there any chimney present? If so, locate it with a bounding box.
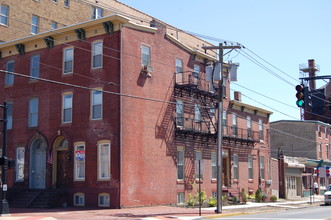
[308,59,316,90]
[234,91,241,102]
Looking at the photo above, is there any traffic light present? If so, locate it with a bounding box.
[295,85,305,107]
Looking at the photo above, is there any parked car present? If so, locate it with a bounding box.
[324,185,331,205]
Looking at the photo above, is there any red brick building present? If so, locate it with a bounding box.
[0,14,274,208]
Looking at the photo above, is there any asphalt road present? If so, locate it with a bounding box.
[215,204,331,220]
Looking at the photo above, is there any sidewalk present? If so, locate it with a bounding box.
[0,195,324,220]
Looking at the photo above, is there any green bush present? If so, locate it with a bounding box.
[262,191,268,202]
[222,194,229,206]
[270,195,277,202]
[186,193,195,206]
[255,189,262,203]
[241,188,247,204]
[231,195,239,204]
[208,197,217,207]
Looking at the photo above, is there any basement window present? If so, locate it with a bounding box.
[74,193,85,206]
[98,193,110,207]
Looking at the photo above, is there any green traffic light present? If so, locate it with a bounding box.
[296,100,304,107]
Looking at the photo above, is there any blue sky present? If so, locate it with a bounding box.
[120,0,331,122]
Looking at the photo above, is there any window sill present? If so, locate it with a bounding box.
[177,180,184,184]
[195,179,203,184]
[211,179,217,183]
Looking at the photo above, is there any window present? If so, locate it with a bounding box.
[30,55,40,79]
[195,151,203,179]
[233,154,238,179]
[177,149,184,180]
[222,110,227,135]
[232,114,237,136]
[92,41,103,69]
[327,144,330,160]
[74,193,85,206]
[248,155,253,179]
[194,104,201,122]
[192,64,200,84]
[31,15,39,34]
[5,60,14,86]
[15,147,25,182]
[92,7,103,19]
[91,90,102,120]
[247,116,252,138]
[259,119,264,140]
[176,100,183,127]
[63,48,73,74]
[98,141,111,180]
[318,126,321,137]
[176,59,183,73]
[98,193,110,207]
[7,102,13,130]
[0,5,9,26]
[64,0,70,7]
[319,144,322,159]
[62,93,72,123]
[28,98,38,127]
[51,21,57,30]
[260,156,265,180]
[211,152,216,179]
[177,193,184,204]
[141,45,150,66]
[74,142,85,180]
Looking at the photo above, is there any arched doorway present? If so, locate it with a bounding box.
[29,138,47,189]
[52,137,69,189]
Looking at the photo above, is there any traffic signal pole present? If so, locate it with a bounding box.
[203,43,241,213]
[0,102,9,215]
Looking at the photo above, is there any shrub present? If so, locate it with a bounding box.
[262,191,268,202]
[231,195,239,204]
[255,189,262,203]
[241,188,247,204]
[208,197,217,207]
[222,194,229,206]
[270,195,277,202]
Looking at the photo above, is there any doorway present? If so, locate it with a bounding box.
[52,137,69,188]
[29,139,46,189]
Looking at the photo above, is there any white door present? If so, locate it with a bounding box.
[30,140,46,189]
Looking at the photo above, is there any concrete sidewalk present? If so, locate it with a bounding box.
[0,195,324,220]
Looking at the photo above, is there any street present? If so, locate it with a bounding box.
[216,204,331,220]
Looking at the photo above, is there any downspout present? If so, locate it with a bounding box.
[119,24,123,209]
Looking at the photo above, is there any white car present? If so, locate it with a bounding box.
[324,185,331,205]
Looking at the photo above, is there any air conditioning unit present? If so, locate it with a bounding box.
[142,65,154,77]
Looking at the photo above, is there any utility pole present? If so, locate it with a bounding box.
[203,43,241,213]
[0,102,9,215]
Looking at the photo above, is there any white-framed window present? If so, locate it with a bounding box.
[31,15,39,34]
[248,155,253,179]
[63,48,74,74]
[233,154,238,179]
[7,102,13,130]
[98,193,110,207]
[247,116,252,138]
[176,99,183,127]
[64,0,70,7]
[177,149,184,180]
[193,64,200,84]
[91,89,102,120]
[15,147,25,182]
[211,152,216,179]
[5,60,14,86]
[0,5,9,26]
[259,119,264,140]
[195,151,203,179]
[260,156,265,180]
[92,41,103,69]
[176,58,183,73]
[62,93,72,123]
[141,45,150,66]
[51,21,57,30]
[30,54,40,79]
[98,141,111,180]
[177,192,184,204]
[28,98,38,127]
[194,104,201,122]
[74,142,85,180]
[92,6,103,19]
[232,113,237,136]
[73,193,85,206]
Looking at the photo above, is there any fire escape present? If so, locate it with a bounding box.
[174,71,217,142]
[174,71,260,146]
